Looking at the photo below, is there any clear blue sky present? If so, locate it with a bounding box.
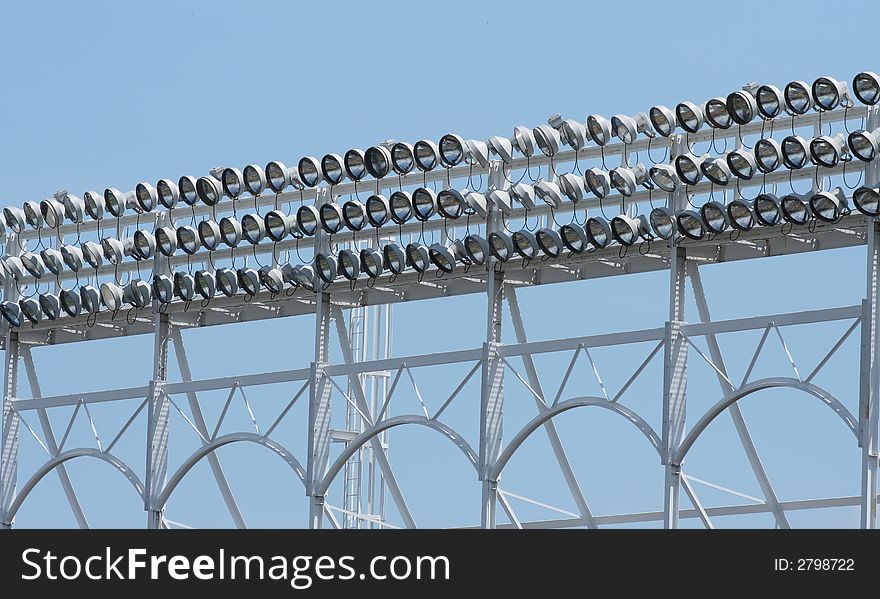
[1,0,877,528]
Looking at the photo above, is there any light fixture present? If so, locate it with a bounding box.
[344,149,368,181]
[510,183,537,210]
[257,266,285,293]
[848,128,880,162]
[176,225,200,255]
[585,167,611,198]
[809,187,848,223]
[243,165,267,196]
[20,297,42,324]
[533,125,561,156]
[23,200,42,228]
[40,248,63,275]
[21,252,45,278]
[781,192,812,225]
[265,161,298,193]
[649,105,677,137]
[701,156,732,186]
[534,180,563,209]
[677,210,705,240]
[464,190,488,218]
[488,135,515,162]
[296,204,321,236]
[0,301,22,327]
[649,164,679,192]
[488,231,515,262]
[704,98,732,129]
[727,148,758,179]
[366,194,390,227]
[439,134,467,167]
[155,226,178,256]
[586,217,611,248]
[220,216,243,246]
[675,101,704,133]
[60,244,84,272]
[727,199,756,231]
[319,203,345,233]
[413,187,437,221]
[414,140,440,171]
[756,84,784,119]
[237,267,261,296]
[360,247,384,278]
[782,135,811,169]
[812,76,850,111]
[291,264,316,291]
[586,115,612,146]
[383,243,406,274]
[80,284,101,314]
[610,164,649,196]
[610,214,647,246]
[208,267,235,297]
[100,237,126,265]
[60,288,82,317]
[559,223,588,253]
[126,279,152,308]
[194,270,216,299]
[221,167,244,198]
[429,243,458,273]
[727,90,758,125]
[650,207,676,239]
[512,126,536,156]
[321,154,346,185]
[674,153,707,186]
[559,172,587,203]
[62,192,85,223]
[560,119,588,149]
[754,138,783,173]
[754,193,782,226]
[783,80,812,115]
[38,293,61,320]
[810,133,848,167]
[196,175,223,206]
[342,200,367,231]
[198,219,221,250]
[83,190,105,220]
[535,227,563,257]
[100,282,125,312]
[465,139,490,167]
[178,175,199,205]
[81,241,104,269]
[40,198,65,228]
[700,201,728,233]
[338,249,361,280]
[390,143,415,175]
[365,145,392,178]
[612,113,653,143]
[853,186,880,216]
[135,182,158,212]
[512,230,538,259]
[298,156,323,188]
[389,191,413,224]
[405,243,431,272]
[152,275,174,304]
[157,179,179,209]
[104,188,130,218]
[463,235,490,265]
[241,213,266,244]
[853,72,880,106]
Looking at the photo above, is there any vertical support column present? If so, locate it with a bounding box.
[145,213,171,529]
[480,161,506,529]
[308,186,332,529]
[662,135,688,529]
[1,231,22,528]
[859,105,880,529]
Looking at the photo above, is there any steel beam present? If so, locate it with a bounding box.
[145,311,170,529]
[0,233,21,529]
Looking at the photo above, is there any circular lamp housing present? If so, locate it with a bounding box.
[20,297,43,324]
[853,72,880,106]
[342,200,367,231]
[80,285,101,314]
[586,217,611,248]
[674,153,707,186]
[488,231,514,262]
[412,187,437,221]
[215,268,238,297]
[0,301,22,327]
[781,135,811,169]
[463,235,490,265]
[727,148,758,180]
[60,245,84,272]
[413,140,439,171]
[221,167,244,198]
[649,164,679,192]
[243,164,267,196]
[389,191,413,224]
[344,149,368,181]
[83,191,105,221]
[155,226,178,256]
[677,210,705,240]
[196,176,223,206]
[60,288,82,317]
[649,207,676,239]
[727,90,758,125]
[809,188,848,223]
[849,128,880,162]
[383,243,406,275]
[701,156,732,186]
[366,194,391,227]
[194,270,216,300]
[854,186,880,216]
[296,204,321,237]
[512,126,536,156]
[754,138,783,173]
[41,198,65,228]
[437,189,466,219]
[727,199,756,231]
[157,179,179,209]
[39,293,62,321]
[241,213,266,244]
[321,154,346,185]
[100,282,125,312]
[585,167,611,198]
[220,216,243,247]
[390,143,415,175]
[700,201,729,233]
[429,243,458,273]
[675,101,704,133]
[704,97,732,129]
[103,188,128,218]
[586,115,612,146]
[298,156,323,188]
[781,193,812,225]
[812,77,847,111]
[176,225,200,255]
[756,84,784,119]
[365,145,392,179]
[784,80,813,115]
[559,223,588,253]
[338,249,361,280]
[439,134,467,167]
[649,105,677,137]
[754,193,782,226]
[535,227,563,257]
[405,243,431,273]
[198,219,221,250]
[360,247,384,278]
[319,203,345,234]
[152,275,174,305]
[512,230,538,259]
[178,176,199,205]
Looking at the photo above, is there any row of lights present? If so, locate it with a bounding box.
[4,73,878,237]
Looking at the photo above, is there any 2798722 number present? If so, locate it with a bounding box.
[797,558,854,571]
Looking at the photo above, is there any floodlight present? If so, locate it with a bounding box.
[198,219,221,250]
[259,265,286,292]
[534,180,563,208]
[488,135,515,162]
[81,241,104,269]
[390,143,414,175]
[754,193,782,226]
[510,183,537,209]
[365,145,392,178]
[812,76,850,111]
[585,167,611,198]
[60,245,84,272]
[21,252,45,278]
[194,270,216,299]
[674,153,707,186]
[360,247,384,278]
[810,133,848,167]
[296,204,321,236]
[848,128,880,162]
[512,230,538,259]
[586,216,611,248]
[40,198,65,228]
[105,188,132,218]
[383,243,406,274]
[533,125,561,156]
[586,114,612,145]
[488,231,515,261]
[298,156,323,188]
[512,126,536,156]
[610,214,646,246]
[40,248,63,275]
[23,201,42,228]
[196,176,223,206]
[177,225,200,255]
[60,288,82,317]
[80,284,101,314]
[727,148,758,179]
[20,297,42,324]
[0,301,22,327]
[100,237,126,265]
[611,113,653,143]
[242,213,266,244]
[220,216,243,246]
[535,227,563,257]
[243,164,267,196]
[782,135,811,169]
[649,105,677,137]
[321,154,346,185]
[727,90,758,125]
[676,101,704,133]
[439,134,467,167]
[781,192,812,225]
[319,203,345,233]
[405,243,431,272]
[126,279,152,308]
[342,200,367,231]
[809,187,848,222]
[853,72,880,106]
[464,190,489,218]
[156,226,178,256]
[649,207,676,239]
[237,267,261,296]
[152,275,174,304]
[179,175,199,205]
[756,84,784,119]
[38,293,61,320]
[559,172,587,203]
[344,149,368,180]
[463,235,490,265]
[338,249,361,280]
[366,194,391,227]
[157,179,179,209]
[429,243,458,273]
[649,163,679,192]
[676,210,705,240]
[853,186,880,216]
[727,199,756,231]
[754,138,783,173]
[704,98,732,129]
[413,187,437,221]
[559,223,589,253]
[701,156,732,186]
[265,161,299,193]
[414,140,440,171]
[700,201,728,233]
[221,167,244,198]
[62,192,85,223]
[784,80,812,115]
[211,267,236,297]
[389,191,413,224]
[560,119,588,149]
[610,164,648,196]
[100,282,125,312]
[465,139,490,167]
[83,191,105,221]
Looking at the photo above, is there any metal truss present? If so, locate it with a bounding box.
[1,108,879,529]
